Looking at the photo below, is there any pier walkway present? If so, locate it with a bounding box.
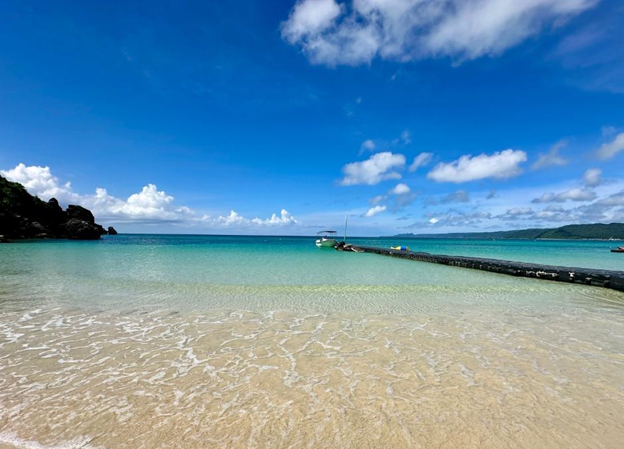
[346,245,624,293]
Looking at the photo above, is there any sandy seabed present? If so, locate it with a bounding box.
[1,305,623,449]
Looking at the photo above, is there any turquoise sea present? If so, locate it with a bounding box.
[1,235,624,448]
[1,234,623,313]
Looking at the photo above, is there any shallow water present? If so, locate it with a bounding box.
[1,235,623,448]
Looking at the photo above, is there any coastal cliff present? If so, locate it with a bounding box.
[0,175,115,240]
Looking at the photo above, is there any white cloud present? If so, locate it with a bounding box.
[532,188,597,203]
[595,190,624,207]
[251,209,299,225]
[532,192,557,203]
[368,183,414,211]
[555,188,597,202]
[2,163,300,229]
[216,210,248,226]
[215,209,300,227]
[1,163,79,203]
[429,217,439,224]
[596,132,624,159]
[390,183,410,195]
[427,149,527,183]
[281,0,343,43]
[409,152,433,172]
[281,0,597,66]
[583,168,602,187]
[369,194,385,205]
[340,152,406,186]
[506,207,534,216]
[360,139,376,152]
[531,141,568,170]
[362,205,387,218]
[400,130,411,145]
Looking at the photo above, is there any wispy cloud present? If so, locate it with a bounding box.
[361,204,386,218]
[532,188,597,203]
[281,0,597,66]
[531,141,568,170]
[596,132,624,159]
[408,152,433,172]
[583,168,603,187]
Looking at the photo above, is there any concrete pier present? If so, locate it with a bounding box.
[348,245,624,293]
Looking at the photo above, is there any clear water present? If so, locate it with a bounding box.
[1,235,623,449]
[1,234,622,313]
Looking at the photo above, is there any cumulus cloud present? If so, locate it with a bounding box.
[1,163,79,204]
[281,0,597,66]
[2,163,300,228]
[596,132,624,159]
[390,183,410,195]
[532,188,597,203]
[340,152,406,186]
[214,209,299,227]
[583,168,602,187]
[252,209,299,225]
[427,149,527,183]
[362,205,387,218]
[409,152,433,172]
[531,141,568,170]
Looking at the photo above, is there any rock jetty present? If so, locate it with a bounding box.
[341,244,624,293]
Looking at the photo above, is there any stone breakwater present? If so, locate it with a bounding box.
[348,245,624,292]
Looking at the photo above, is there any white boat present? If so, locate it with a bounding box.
[315,231,338,248]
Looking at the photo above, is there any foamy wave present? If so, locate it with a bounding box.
[0,432,104,449]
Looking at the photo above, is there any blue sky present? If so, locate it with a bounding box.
[1,0,623,235]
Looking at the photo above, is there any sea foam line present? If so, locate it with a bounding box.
[0,432,104,449]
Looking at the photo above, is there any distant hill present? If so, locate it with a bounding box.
[394,223,624,240]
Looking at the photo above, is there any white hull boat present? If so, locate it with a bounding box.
[315,230,338,248]
[315,237,338,248]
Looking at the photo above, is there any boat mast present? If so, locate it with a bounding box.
[344,214,348,243]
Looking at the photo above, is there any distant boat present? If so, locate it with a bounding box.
[611,246,624,253]
[315,231,338,248]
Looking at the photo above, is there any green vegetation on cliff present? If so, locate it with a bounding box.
[395,223,624,240]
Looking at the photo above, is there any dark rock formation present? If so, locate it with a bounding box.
[66,205,95,223]
[107,226,118,235]
[63,218,105,240]
[0,174,110,240]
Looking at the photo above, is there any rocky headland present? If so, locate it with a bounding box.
[0,174,116,240]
